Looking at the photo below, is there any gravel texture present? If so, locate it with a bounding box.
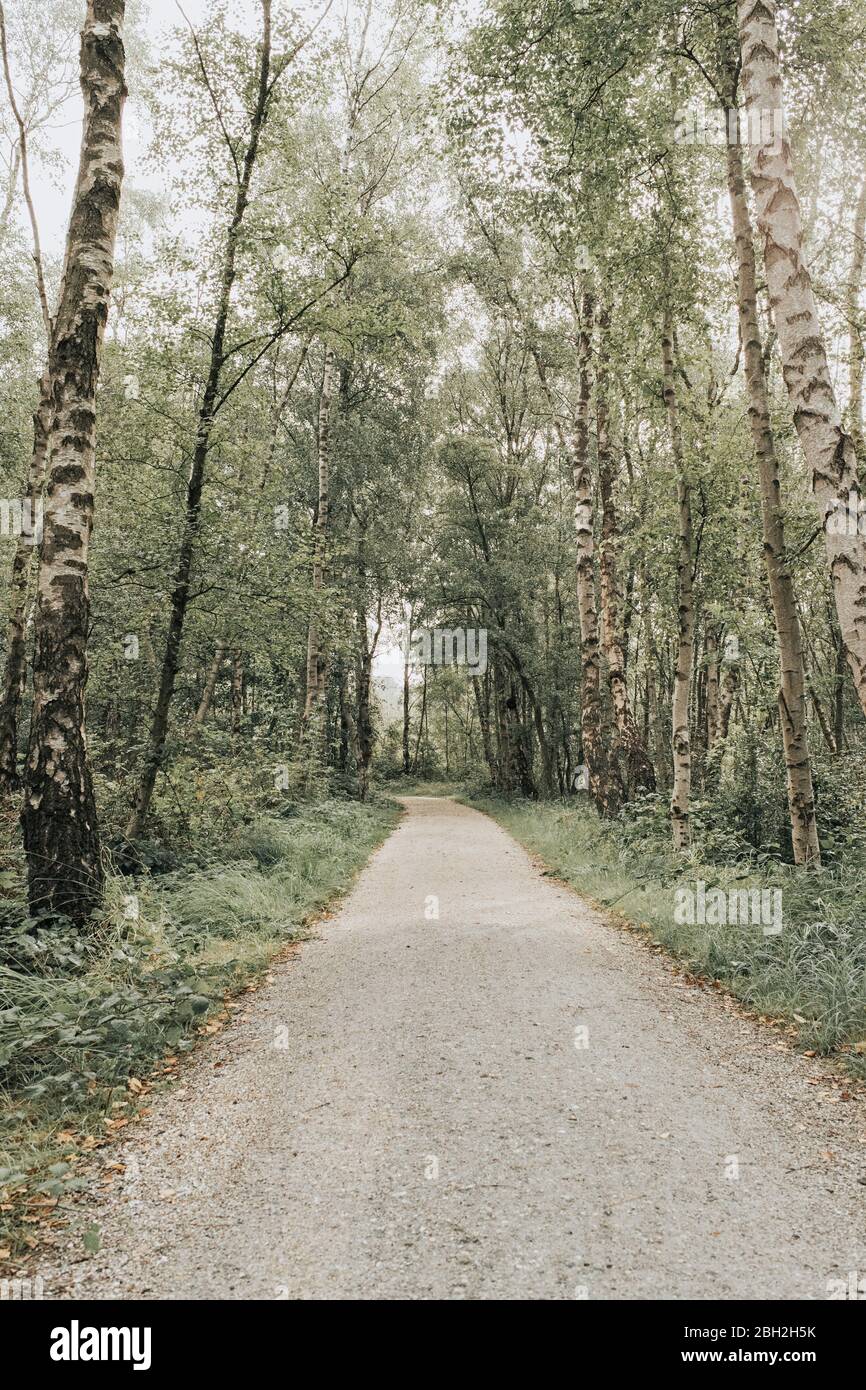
[41,796,866,1300]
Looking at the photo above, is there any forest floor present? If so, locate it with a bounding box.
[38,795,866,1300]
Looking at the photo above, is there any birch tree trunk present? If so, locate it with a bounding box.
[348,519,380,801]
[717,654,739,743]
[833,613,847,752]
[472,673,496,786]
[302,346,336,726]
[726,133,820,865]
[22,0,126,922]
[596,304,653,795]
[738,0,866,715]
[230,650,243,735]
[638,561,670,788]
[412,666,427,774]
[126,0,274,839]
[705,627,720,752]
[193,641,225,726]
[846,177,866,463]
[354,649,374,801]
[402,615,412,775]
[571,290,620,815]
[714,478,749,746]
[662,314,694,852]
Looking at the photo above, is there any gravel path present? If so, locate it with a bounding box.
[43,796,866,1300]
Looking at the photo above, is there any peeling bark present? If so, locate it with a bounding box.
[725,129,820,865]
[22,0,127,922]
[738,0,866,717]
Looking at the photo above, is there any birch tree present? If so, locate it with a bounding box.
[725,130,820,865]
[573,289,622,816]
[22,0,126,921]
[301,346,336,732]
[662,312,694,852]
[738,0,866,716]
[596,301,653,796]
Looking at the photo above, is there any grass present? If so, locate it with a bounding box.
[0,796,399,1268]
[469,793,866,1078]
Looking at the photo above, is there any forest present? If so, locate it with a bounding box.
[2,0,866,1280]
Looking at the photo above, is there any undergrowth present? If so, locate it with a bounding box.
[0,795,398,1265]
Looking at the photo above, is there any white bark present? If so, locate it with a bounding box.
[738,0,866,716]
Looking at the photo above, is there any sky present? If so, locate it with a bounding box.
[25,0,327,255]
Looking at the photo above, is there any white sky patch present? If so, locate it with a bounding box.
[17,0,328,258]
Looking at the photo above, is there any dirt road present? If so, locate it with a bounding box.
[44,797,866,1299]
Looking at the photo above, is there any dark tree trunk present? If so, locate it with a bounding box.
[126,1,275,839]
[230,650,243,734]
[472,673,496,786]
[193,640,225,727]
